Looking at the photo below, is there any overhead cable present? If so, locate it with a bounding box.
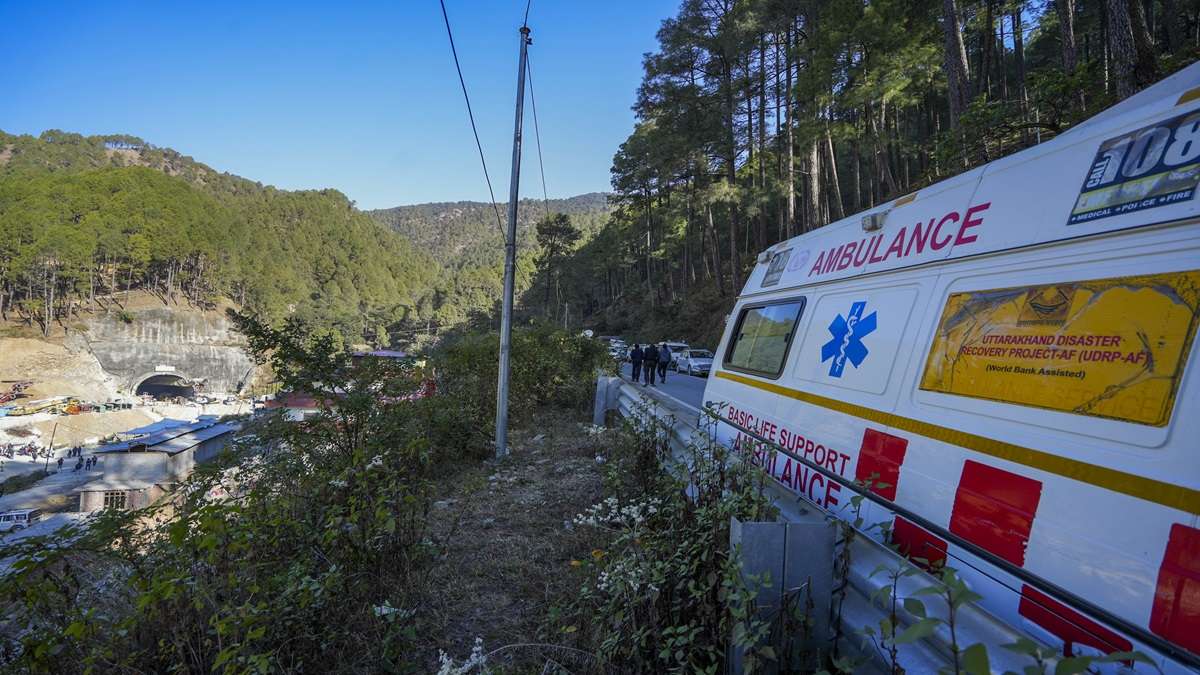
[526,55,551,220]
[438,0,505,237]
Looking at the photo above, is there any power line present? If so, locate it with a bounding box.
[526,55,551,221]
[438,0,505,237]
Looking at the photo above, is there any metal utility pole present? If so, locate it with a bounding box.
[495,25,531,458]
[44,423,57,472]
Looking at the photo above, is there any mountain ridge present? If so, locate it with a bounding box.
[368,192,610,268]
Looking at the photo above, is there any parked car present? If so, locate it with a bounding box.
[0,509,42,532]
[608,340,628,361]
[676,349,714,376]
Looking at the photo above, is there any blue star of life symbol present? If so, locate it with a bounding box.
[820,301,877,378]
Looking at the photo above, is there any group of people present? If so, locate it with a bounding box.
[56,454,97,472]
[629,343,672,386]
[0,443,39,459]
[54,446,98,472]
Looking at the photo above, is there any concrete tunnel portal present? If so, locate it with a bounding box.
[134,374,196,400]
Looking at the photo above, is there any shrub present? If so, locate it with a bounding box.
[429,323,613,457]
[554,406,776,673]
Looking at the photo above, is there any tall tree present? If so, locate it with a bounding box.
[1057,0,1079,72]
[1107,0,1138,98]
[941,0,973,127]
[979,0,996,98]
[1127,0,1160,89]
[1011,3,1027,111]
[535,213,582,316]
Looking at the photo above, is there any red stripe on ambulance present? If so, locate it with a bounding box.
[855,428,908,501]
[1018,584,1133,657]
[892,516,947,571]
[1150,523,1200,653]
[949,460,1043,566]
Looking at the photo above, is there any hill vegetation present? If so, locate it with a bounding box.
[0,129,610,345]
[0,130,437,344]
[368,194,609,328]
[543,0,1199,348]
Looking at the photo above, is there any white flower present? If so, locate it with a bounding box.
[366,455,384,469]
[373,601,414,622]
[436,637,487,675]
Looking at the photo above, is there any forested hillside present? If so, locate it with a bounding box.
[369,194,610,328]
[370,193,608,264]
[548,0,1199,348]
[0,130,437,344]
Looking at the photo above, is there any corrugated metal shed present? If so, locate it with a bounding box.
[98,420,236,456]
[149,424,236,456]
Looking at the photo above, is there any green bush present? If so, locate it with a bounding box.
[428,323,614,457]
[554,406,776,673]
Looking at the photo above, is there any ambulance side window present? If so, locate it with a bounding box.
[724,298,806,378]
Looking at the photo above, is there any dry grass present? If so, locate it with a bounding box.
[419,413,607,672]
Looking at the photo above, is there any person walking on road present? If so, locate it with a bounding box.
[630,344,644,383]
[57,457,63,471]
[657,343,671,383]
[643,342,660,386]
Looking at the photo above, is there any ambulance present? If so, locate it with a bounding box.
[704,63,1200,671]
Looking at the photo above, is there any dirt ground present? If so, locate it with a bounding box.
[0,336,139,448]
[0,337,119,402]
[421,414,607,672]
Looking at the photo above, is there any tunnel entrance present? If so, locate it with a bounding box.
[135,374,195,400]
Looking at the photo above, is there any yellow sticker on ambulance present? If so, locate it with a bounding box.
[920,270,1200,426]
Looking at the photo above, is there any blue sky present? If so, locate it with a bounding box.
[0,0,677,209]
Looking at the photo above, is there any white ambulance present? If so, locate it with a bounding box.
[705,63,1200,671]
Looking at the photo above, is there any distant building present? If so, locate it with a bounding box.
[261,391,325,421]
[351,349,407,359]
[77,420,237,512]
[77,479,163,512]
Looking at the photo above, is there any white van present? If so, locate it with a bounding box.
[704,64,1200,671]
[0,509,42,532]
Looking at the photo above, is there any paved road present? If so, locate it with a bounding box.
[619,361,708,410]
[0,463,104,511]
[1,512,86,544]
[1,512,90,576]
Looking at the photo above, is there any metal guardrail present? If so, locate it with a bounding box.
[596,375,1200,673]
